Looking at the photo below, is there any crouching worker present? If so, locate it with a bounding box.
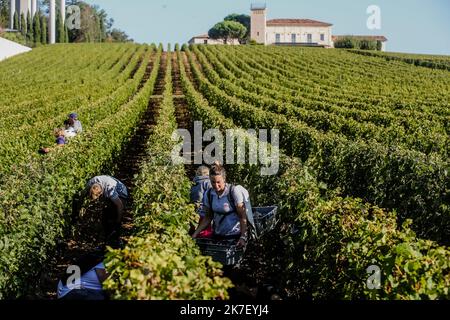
[190,166,213,238]
[57,252,108,300]
[39,128,66,154]
[82,176,128,246]
[68,113,83,134]
[192,162,257,248]
[64,118,77,139]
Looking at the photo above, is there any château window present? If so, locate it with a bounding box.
[276,34,281,43]
[292,34,296,43]
[320,34,325,41]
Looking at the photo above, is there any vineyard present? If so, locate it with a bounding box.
[349,49,450,71]
[0,43,449,300]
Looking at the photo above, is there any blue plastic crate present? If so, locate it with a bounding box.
[195,238,245,266]
[253,206,278,236]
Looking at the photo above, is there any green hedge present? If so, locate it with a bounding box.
[0,45,159,298]
[334,37,380,51]
[177,47,450,299]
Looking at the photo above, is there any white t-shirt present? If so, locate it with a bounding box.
[201,184,253,236]
[64,127,77,138]
[74,120,83,133]
[57,262,105,299]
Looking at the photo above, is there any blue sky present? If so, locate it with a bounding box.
[84,0,450,55]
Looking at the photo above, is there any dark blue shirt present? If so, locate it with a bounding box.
[56,136,66,145]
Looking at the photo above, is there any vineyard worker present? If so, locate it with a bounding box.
[83,176,128,244]
[190,166,213,238]
[69,113,83,134]
[54,128,67,149]
[192,162,257,248]
[64,118,77,139]
[39,128,66,154]
[57,253,108,300]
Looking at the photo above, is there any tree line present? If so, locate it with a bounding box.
[0,0,132,46]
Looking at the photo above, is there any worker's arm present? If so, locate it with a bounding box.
[192,208,213,238]
[236,203,248,248]
[40,144,64,153]
[111,197,124,224]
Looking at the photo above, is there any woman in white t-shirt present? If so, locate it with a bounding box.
[192,162,257,248]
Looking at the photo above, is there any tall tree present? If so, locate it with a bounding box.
[93,14,100,41]
[41,14,47,44]
[20,13,26,36]
[0,0,9,29]
[98,9,107,42]
[13,11,19,30]
[224,14,250,42]
[57,12,65,42]
[26,11,34,43]
[208,20,247,44]
[64,24,69,43]
[34,11,41,45]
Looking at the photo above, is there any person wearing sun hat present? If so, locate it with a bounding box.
[69,112,83,134]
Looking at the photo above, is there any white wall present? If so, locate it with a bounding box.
[266,26,332,46]
[0,36,32,61]
[189,38,207,45]
[189,38,240,45]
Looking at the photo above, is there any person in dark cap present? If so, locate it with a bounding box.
[69,113,83,134]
